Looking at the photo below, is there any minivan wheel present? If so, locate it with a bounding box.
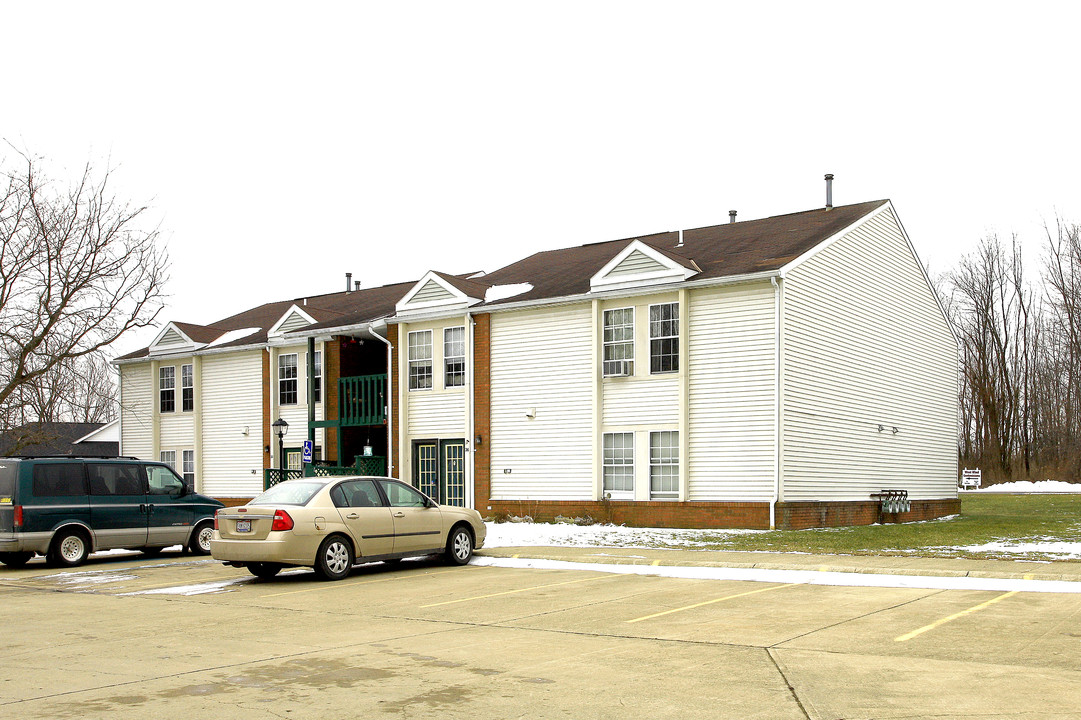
[188,522,214,555]
[0,552,34,568]
[48,530,90,567]
[444,526,473,566]
[313,535,353,581]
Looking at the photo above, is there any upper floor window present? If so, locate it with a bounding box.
[649,303,679,374]
[444,327,466,388]
[160,450,177,470]
[279,354,298,405]
[312,351,322,403]
[159,366,175,413]
[408,330,433,390]
[603,308,634,377]
[181,364,194,412]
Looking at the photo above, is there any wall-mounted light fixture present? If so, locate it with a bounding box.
[525,407,536,419]
[474,434,483,446]
[241,426,250,436]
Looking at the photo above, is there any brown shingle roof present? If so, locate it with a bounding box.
[476,200,889,306]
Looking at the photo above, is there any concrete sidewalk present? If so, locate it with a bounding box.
[476,545,1081,582]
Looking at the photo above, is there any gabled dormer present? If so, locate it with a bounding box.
[395,271,487,316]
[268,304,317,339]
[589,240,700,293]
[148,322,208,356]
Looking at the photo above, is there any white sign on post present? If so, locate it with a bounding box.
[960,468,981,489]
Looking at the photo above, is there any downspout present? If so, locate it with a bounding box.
[466,312,475,508]
[770,275,782,530]
[369,321,394,477]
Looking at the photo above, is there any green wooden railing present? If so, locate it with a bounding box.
[264,456,387,490]
[338,374,386,426]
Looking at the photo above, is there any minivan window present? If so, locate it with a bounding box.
[0,463,14,500]
[87,463,145,496]
[146,465,185,495]
[32,464,87,497]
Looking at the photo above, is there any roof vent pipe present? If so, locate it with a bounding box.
[825,174,834,209]
[345,272,352,293]
[354,281,361,292]
[677,229,684,248]
[729,210,737,223]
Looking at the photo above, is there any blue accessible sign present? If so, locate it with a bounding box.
[302,440,313,464]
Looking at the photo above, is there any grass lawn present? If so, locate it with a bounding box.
[677,494,1081,562]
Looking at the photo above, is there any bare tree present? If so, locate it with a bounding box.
[0,149,168,428]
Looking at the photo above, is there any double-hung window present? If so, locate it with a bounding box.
[603,308,634,377]
[182,450,195,485]
[602,432,634,497]
[408,330,433,390]
[160,450,177,470]
[159,367,175,413]
[279,354,298,405]
[444,327,465,388]
[311,351,322,403]
[649,431,679,499]
[181,364,194,412]
[649,303,679,374]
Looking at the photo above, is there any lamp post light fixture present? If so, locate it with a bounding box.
[272,417,289,478]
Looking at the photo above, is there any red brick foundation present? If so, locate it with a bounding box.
[483,497,961,530]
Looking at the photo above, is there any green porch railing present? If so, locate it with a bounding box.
[264,456,387,490]
[338,374,386,426]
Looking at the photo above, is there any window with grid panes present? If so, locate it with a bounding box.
[444,327,465,387]
[160,450,177,471]
[649,303,679,374]
[312,351,321,403]
[182,450,195,485]
[408,331,433,390]
[278,354,298,404]
[181,364,194,411]
[603,308,634,376]
[159,367,175,412]
[602,432,634,496]
[649,431,679,499]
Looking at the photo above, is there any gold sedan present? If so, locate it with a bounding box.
[210,476,486,580]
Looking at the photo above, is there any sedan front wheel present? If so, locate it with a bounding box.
[444,526,473,566]
[314,535,354,581]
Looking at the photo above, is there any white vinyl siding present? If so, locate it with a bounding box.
[607,249,667,277]
[200,351,265,497]
[490,304,593,500]
[120,365,154,459]
[278,311,311,334]
[781,207,958,501]
[687,283,777,501]
[412,279,455,304]
[602,376,679,426]
[407,392,466,438]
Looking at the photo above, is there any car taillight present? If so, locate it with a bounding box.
[213,509,219,531]
[271,509,294,532]
[13,505,22,529]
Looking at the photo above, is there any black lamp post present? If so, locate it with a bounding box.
[272,417,289,478]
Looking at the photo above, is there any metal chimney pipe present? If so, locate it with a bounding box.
[729,210,737,223]
[346,272,352,293]
[354,281,361,292]
[825,174,834,208]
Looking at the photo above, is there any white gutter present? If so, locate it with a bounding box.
[368,320,394,477]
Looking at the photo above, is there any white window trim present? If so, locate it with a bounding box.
[443,326,466,389]
[602,431,635,499]
[408,330,434,391]
[649,430,679,500]
[278,353,299,405]
[159,366,176,413]
[181,363,194,412]
[181,449,195,484]
[602,307,635,378]
[648,301,680,375]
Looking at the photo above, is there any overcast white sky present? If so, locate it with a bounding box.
[5,1,1080,354]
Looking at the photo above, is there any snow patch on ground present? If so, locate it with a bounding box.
[964,480,1081,493]
[484,521,760,549]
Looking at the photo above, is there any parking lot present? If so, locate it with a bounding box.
[2,549,1080,719]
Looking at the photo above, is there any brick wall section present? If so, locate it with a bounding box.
[387,324,399,479]
[472,313,491,508]
[776,498,961,530]
[325,338,342,462]
[261,351,271,470]
[486,500,772,528]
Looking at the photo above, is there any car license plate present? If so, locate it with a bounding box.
[235,520,251,533]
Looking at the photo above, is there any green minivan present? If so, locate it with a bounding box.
[0,456,224,568]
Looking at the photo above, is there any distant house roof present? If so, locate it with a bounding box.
[0,422,119,457]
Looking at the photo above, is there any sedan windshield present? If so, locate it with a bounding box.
[250,481,326,506]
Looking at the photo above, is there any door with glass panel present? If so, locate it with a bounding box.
[412,439,466,507]
[413,441,439,500]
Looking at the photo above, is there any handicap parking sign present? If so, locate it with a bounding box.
[302,440,313,464]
